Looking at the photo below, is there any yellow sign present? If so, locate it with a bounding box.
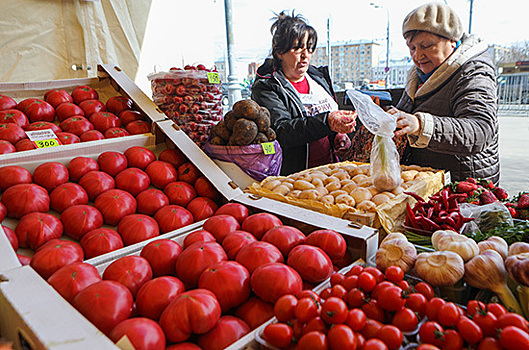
[34,138,60,148]
[207,72,220,84]
[261,142,276,155]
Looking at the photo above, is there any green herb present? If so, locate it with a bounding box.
[465,220,529,245]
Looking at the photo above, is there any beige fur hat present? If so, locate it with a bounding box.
[402,2,463,41]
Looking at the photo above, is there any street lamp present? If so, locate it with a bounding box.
[370,3,390,87]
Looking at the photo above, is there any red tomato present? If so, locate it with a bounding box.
[414,281,435,300]
[0,165,32,191]
[0,109,29,128]
[442,328,463,350]
[417,345,440,350]
[50,182,89,213]
[426,297,446,321]
[60,204,104,240]
[2,225,18,251]
[59,116,94,136]
[72,85,99,104]
[123,146,156,170]
[297,331,328,350]
[30,240,84,279]
[15,212,63,250]
[384,266,404,282]
[197,315,250,350]
[363,266,385,283]
[405,292,428,319]
[419,321,445,347]
[304,229,346,261]
[330,272,345,287]
[45,89,73,108]
[175,241,227,288]
[94,189,137,226]
[473,309,498,337]
[357,271,377,292]
[241,212,283,239]
[378,285,406,312]
[438,302,461,328]
[363,338,389,350]
[145,160,177,189]
[158,147,187,168]
[302,316,328,336]
[187,197,219,222]
[109,317,165,350]
[496,312,529,333]
[47,262,102,303]
[215,203,249,224]
[0,94,17,111]
[274,294,298,322]
[467,299,487,317]
[115,167,151,196]
[262,225,306,257]
[262,322,294,349]
[97,151,128,177]
[0,123,27,145]
[499,326,529,350]
[164,181,197,207]
[80,228,124,259]
[67,157,99,183]
[126,120,151,135]
[477,336,502,350]
[346,308,367,331]
[79,99,106,117]
[106,96,132,115]
[1,183,50,219]
[321,297,348,324]
[235,241,284,274]
[140,238,182,277]
[21,99,55,122]
[72,280,133,335]
[159,289,221,343]
[222,230,257,260]
[117,214,160,245]
[0,140,15,154]
[235,296,274,330]
[287,244,333,284]
[392,307,419,332]
[371,281,395,301]
[376,325,403,350]
[486,303,507,318]
[80,129,105,141]
[154,205,194,234]
[183,229,216,249]
[361,318,383,339]
[119,110,144,126]
[328,324,357,350]
[178,162,201,184]
[202,214,241,243]
[15,139,37,152]
[346,287,367,308]
[56,132,81,145]
[166,343,201,350]
[55,102,85,122]
[457,315,483,344]
[135,276,185,320]
[194,176,221,200]
[102,255,153,297]
[251,262,303,304]
[198,260,251,311]
[136,188,169,216]
[17,253,31,265]
[25,121,61,133]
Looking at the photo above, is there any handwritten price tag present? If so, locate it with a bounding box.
[34,139,60,148]
[207,72,220,84]
[261,142,276,155]
[26,129,61,149]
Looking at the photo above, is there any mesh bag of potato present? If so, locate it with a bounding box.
[246,161,445,233]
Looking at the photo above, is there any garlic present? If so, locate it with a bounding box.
[478,236,508,260]
[508,242,529,257]
[433,231,479,262]
[431,230,457,249]
[505,252,529,286]
[414,251,465,287]
[376,238,417,273]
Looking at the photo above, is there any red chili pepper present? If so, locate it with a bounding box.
[404,191,425,203]
[427,206,434,219]
[440,189,450,210]
[406,202,420,228]
[420,216,441,232]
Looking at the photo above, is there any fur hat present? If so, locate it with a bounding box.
[402,2,463,41]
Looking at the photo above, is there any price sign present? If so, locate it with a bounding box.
[26,129,61,149]
[261,142,276,155]
[207,72,220,84]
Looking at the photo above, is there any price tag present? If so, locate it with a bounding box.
[261,142,276,155]
[26,129,61,149]
[207,72,220,84]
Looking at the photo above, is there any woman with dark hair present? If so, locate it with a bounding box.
[251,10,356,175]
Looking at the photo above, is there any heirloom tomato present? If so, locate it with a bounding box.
[305,229,346,261]
[197,316,250,350]
[109,317,166,350]
[80,228,124,259]
[47,262,102,303]
[250,262,303,304]
[194,176,220,200]
[114,167,151,196]
[79,99,106,117]
[221,230,257,260]
[202,214,240,242]
[187,197,218,221]
[44,89,73,108]
[154,204,194,234]
[1,183,50,219]
[0,123,27,145]
[158,147,187,168]
[145,160,177,189]
[15,212,63,250]
[0,94,17,110]
[0,140,15,154]
[105,127,129,138]
[102,255,153,297]
[94,189,137,226]
[261,225,306,257]
[67,156,99,183]
[135,188,169,216]
[140,238,182,277]
[59,116,93,136]
[55,102,85,122]
[61,204,104,240]
[2,225,18,251]
[119,110,144,126]
[57,132,81,145]
[32,162,69,193]
[90,111,121,133]
[287,244,333,284]
[71,85,99,104]
[30,240,84,279]
[135,276,185,320]
[106,96,132,115]
[80,130,105,141]
[177,162,200,184]
[117,214,160,245]
[22,99,55,122]
[0,165,32,191]
[175,241,227,288]
[14,139,35,152]
[97,151,128,177]
[164,181,197,207]
[126,120,150,135]
[123,146,155,170]
[25,121,61,133]
[183,229,216,249]
[235,296,274,330]
[241,212,283,239]
[0,109,29,128]
[235,241,284,274]
[215,202,249,224]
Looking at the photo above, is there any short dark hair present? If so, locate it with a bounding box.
[270,10,317,69]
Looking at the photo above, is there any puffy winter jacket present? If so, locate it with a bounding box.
[397,33,500,184]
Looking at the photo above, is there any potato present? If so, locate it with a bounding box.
[311,178,324,188]
[335,193,356,207]
[317,166,333,176]
[299,189,322,200]
[340,164,358,173]
[266,128,277,141]
[330,190,348,198]
[283,177,295,184]
[325,181,342,192]
[224,110,237,131]
[323,176,340,185]
[357,178,374,188]
[321,194,335,205]
[255,107,271,133]
[372,193,391,206]
[352,174,369,184]
[209,136,225,145]
[293,180,315,190]
[272,184,290,195]
[366,186,381,197]
[287,173,300,181]
[233,118,258,146]
[401,170,419,182]
[232,99,260,120]
[252,132,269,144]
[357,200,377,212]
[342,182,357,194]
[332,171,350,181]
[309,171,327,181]
[315,186,329,197]
[281,181,294,190]
[298,173,313,182]
[262,179,282,190]
[288,190,302,198]
[381,191,396,199]
[340,179,354,187]
[350,187,373,204]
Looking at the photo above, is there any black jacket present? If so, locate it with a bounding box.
[251,59,338,175]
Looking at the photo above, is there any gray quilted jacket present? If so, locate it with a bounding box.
[397,33,500,185]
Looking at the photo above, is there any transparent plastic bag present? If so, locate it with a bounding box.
[459,202,514,234]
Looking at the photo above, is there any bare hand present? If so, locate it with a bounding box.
[387,108,420,137]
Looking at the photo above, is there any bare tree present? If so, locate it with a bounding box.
[498,41,529,62]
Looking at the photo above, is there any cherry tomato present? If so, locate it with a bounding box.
[346,308,367,332]
[330,272,345,287]
[346,288,366,308]
[330,284,348,300]
[321,297,348,324]
[418,321,444,347]
[437,302,460,328]
[414,281,435,300]
[425,297,446,322]
[327,324,357,350]
[355,332,365,349]
[477,336,502,350]
[486,302,507,318]
[392,307,418,332]
[363,266,385,283]
[361,319,383,340]
[417,345,440,350]
[371,281,394,301]
[342,275,358,290]
[320,287,333,300]
[376,325,403,350]
[378,285,405,312]
[295,297,321,323]
[496,312,529,333]
[299,289,322,304]
[357,271,377,292]
[274,294,298,322]
[456,315,483,345]
[473,309,498,337]
[397,279,410,291]
[361,299,385,323]
[442,329,463,350]
[363,338,389,350]
[466,299,486,317]
[345,264,364,276]
[302,317,328,336]
[405,292,428,319]
[384,266,404,282]
[297,331,328,350]
[498,325,529,350]
[262,323,294,349]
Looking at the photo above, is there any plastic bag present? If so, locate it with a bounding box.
[203,140,282,182]
[459,202,514,234]
[345,90,401,191]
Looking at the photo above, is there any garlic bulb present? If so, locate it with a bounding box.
[380,232,407,247]
[508,242,529,257]
[376,238,417,273]
[414,251,465,287]
[505,252,529,286]
[431,230,458,249]
[435,233,479,262]
[478,236,508,260]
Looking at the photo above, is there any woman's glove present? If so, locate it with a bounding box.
[328,110,357,134]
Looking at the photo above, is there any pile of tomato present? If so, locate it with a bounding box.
[261,265,529,350]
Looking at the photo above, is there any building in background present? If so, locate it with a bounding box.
[372,57,414,88]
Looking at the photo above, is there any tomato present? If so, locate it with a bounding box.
[135,276,184,320]
[2,225,18,251]
[26,121,61,133]
[419,321,444,347]
[60,204,103,240]
[371,281,396,301]
[15,212,63,250]
[47,262,101,303]
[222,230,257,259]
[72,280,133,335]
[262,322,294,349]
[126,120,151,135]
[22,99,55,123]
[363,266,385,283]
[115,167,151,196]
[109,317,165,350]
[235,241,284,274]
[361,318,383,339]
[426,297,446,321]
[106,96,132,115]
[0,123,27,145]
[486,302,507,318]
[346,287,366,308]
[376,325,403,350]
[80,228,124,259]
[321,297,348,324]
[251,262,303,304]
[456,315,482,345]
[178,162,201,184]
[1,183,50,219]
[200,215,239,244]
[345,308,367,332]
[0,94,17,111]
[72,85,99,104]
[15,139,37,151]
[123,146,156,170]
[414,281,435,300]
[94,189,137,226]
[97,151,128,177]
[164,181,197,207]
[45,89,73,108]
[117,214,160,245]
[154,205,194,234]
[417,345,440,350]
[241,212,283,239]
[467,299,487,317]
[378,285,406,312]
[287,244,333,284]
[392,307,419,332]
[384,265,404,282]
[136,188,169,216]
[187,196,218,221]
[50,182,89,213]
[196,315,250,350]
[473,309,498,337]
[119,110,144,126]
[0,165,32,191]
[438,302,461,328]
[442,328,463,350]
[363,299,386,323]
[274,294,298,322]
[198,260,251,311]
[330,284,348,299]
[159,289,221,343]
[330,272,345,287]
[175,241,227,288]
[0,109,29,128]
[297,331,328,350]
[30,240,84,279]
[0,140,15,154]
[304,229,346,261]
[145,160,177,189]
[103,127,128,137]
[57,132,81,145]
[59,116,94,136]
[102,255,152,297]
[405,292,428,319]
[235,296,274,330]
[477,336,502,350]
[215,202,249,224]
[496,312,529,332]
[357,271,377,292]
[262,225,306,257]
[67,157,99,183]
[140,238,182,277]
[194,176,221,200]
[55,102,85,122]
[158,147,187,168]
[80,130,105,141]
[499,326,529,350]
[166,343,201,350]
[79,99,106,117]
[183,229,216,249]
[327,324,356,350]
